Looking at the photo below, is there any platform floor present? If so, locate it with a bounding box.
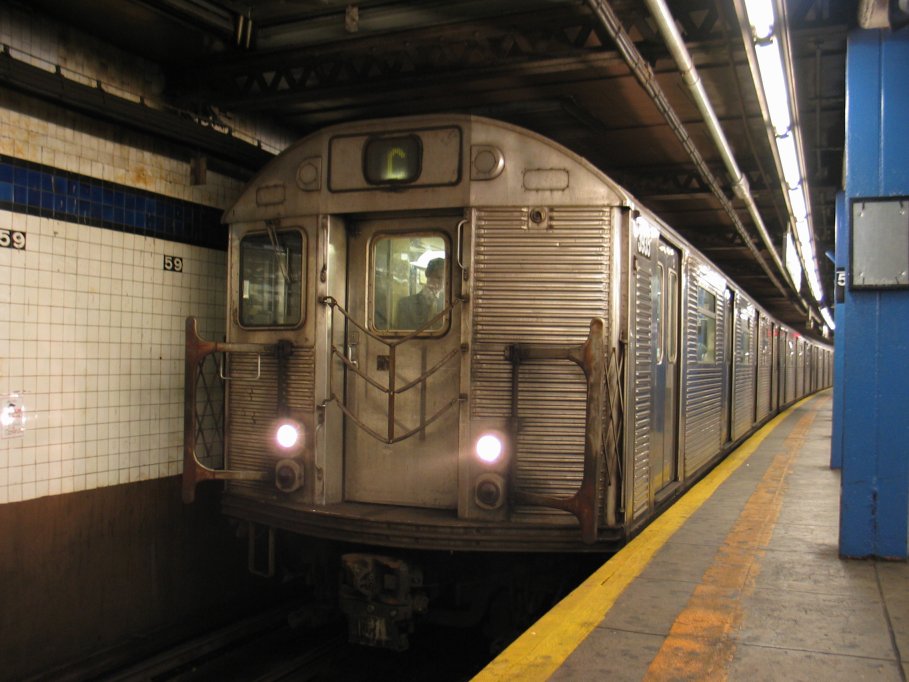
[477,392,909,680]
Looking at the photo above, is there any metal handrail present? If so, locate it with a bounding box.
[321,296,464,444]
[332,394,463,446]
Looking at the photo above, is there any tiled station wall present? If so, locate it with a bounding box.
[0,6,289,504]
[0,9,303,680]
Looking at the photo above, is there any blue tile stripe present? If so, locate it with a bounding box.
[0,154,226,250]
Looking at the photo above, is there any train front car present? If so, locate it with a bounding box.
[183,115,630,645]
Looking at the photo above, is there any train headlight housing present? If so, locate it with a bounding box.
[475,473,505,510]
[275,458,304,493]
[474,433,504,464]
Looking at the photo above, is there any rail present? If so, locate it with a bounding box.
[505,318,624,544]
[320,296,464,444]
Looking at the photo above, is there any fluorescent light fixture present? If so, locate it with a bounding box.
[744,0,775,40]
[788,185,808,220]
[742,1,828,311]
[820,307,835,329]
[785,231,803,290]
[806,264,824,302]
[754,39,791,135]
[796,233,824,304]
[776,133,801,189]
[795,218,811,249]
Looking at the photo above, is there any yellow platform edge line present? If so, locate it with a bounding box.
[474,393,820,682]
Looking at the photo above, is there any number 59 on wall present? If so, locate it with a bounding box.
[0,229,26,250]
[163,255,184,272]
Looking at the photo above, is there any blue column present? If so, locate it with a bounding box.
[839,27,909,559]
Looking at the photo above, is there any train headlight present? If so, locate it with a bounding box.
[475,433,504,464]
[276,422,300,449]
[273,419,305,457]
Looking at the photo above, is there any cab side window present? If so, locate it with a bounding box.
[239,229,305,327]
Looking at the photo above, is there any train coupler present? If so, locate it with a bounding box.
[338,554,428,651]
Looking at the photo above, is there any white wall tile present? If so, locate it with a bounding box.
[0,7,272,504]
[0,189,228,506]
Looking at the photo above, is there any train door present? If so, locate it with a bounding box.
[769,323,779,412]
[753,315,762,423]
[343,216,462,508]
[651,238,680,496]
[723,289,735,443]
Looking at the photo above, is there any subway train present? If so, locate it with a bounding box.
[183,114,832,648]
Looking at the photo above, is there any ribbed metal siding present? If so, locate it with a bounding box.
[732,302,755,441]
[683,262,725,476]
[471,207,611,516]
[630,260,653,519]
[226,349,316,490]
[755,317,772,421]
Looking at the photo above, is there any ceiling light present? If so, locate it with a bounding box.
[740,0,827,309]
[788,186,808,221]
[754,39,791,135]
[785,232,803,290]
[743,0,775,40]
[807,264,824,302]
[776,133,801,189]
[795,218,811,249]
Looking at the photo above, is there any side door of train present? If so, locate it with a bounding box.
[343,215,463,508]
[649,234,682,498]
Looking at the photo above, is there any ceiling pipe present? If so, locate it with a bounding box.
[642,0,797,297]
[583,0,798,307]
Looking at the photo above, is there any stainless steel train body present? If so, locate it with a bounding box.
[184,114,833,558]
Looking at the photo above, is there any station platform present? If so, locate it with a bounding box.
[477,392,909,680]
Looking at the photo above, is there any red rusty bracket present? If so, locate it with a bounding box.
[182,317,272,503]
[508,317,615,544]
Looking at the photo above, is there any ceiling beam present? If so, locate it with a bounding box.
[0,46,272,177]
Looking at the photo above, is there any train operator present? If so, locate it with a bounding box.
[396,257,445,330]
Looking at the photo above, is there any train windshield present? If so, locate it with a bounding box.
[371,233,448,334]
[238,228,306,327]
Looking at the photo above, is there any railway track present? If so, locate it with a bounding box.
[43,601,493,681]
[86,604,345,681]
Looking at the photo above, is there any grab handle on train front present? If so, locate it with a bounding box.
[218,353,261,381]
[456,218,468,270]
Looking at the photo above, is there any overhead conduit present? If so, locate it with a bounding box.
[584,0,804,311]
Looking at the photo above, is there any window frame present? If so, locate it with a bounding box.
[668,268,679,363]
[654,263,664,363]
[696,285,718,364]
[237,226,307,330]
